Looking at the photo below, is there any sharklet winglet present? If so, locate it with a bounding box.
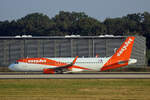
[72,56,78,65]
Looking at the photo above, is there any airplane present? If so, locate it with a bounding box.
[8,36,137,74]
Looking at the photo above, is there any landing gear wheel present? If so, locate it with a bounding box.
[56,70,63,74]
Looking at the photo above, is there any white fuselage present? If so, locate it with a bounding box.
[9,57,111,72]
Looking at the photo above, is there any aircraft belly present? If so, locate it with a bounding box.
[20,64,55,72]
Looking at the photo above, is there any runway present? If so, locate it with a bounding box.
[1,72,150,79]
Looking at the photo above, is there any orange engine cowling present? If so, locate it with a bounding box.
[43,69,55,74]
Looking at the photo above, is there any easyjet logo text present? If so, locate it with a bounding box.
[117,38,133,56]
[28,59,47,63]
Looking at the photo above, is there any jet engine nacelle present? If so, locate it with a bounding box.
[43,69,63,74]
[43,69,55,74]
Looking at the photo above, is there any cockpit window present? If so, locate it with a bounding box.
[14,61,18,64]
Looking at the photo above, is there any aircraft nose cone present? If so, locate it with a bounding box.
[8,64,15,71]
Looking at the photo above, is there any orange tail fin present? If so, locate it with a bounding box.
[101,36,135,71]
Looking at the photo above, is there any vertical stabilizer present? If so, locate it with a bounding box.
[101,36,135,71]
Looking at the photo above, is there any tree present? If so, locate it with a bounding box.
[52,11,89,35]
[76,17,106,35]
[0,20,10,36]
[16,13,55,36]
[104,18,126,35]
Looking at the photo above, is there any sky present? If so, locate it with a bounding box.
[0,0,150,21]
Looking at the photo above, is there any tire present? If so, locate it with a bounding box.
[56,70,63,74]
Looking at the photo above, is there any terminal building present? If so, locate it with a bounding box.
[0,35,146,67]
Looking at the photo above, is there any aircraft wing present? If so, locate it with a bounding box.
[49,56,78,70]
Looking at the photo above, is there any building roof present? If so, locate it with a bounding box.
[0,35,129,39]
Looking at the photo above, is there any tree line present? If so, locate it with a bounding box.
[1,11,149,37]
[0,11,150,64]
